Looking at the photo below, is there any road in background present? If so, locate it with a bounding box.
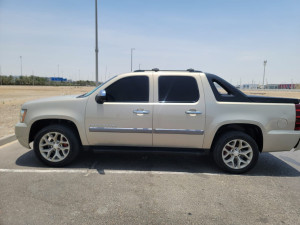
[0,141,299,225]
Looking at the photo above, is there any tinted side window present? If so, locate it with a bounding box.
[159,76,199,102]
[106,76,149,102]
[213,81,231,95]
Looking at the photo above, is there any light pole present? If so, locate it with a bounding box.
[262,60,267,89]
[131,48,135,72]
[20,56,22,75]
[95,0,99,85]
[57,64,59,77]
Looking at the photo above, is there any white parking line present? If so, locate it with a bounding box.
[0,168,221,176]
[0,168,88,173]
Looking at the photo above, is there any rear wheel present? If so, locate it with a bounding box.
[212,131,259,174]
[34,125,80,167]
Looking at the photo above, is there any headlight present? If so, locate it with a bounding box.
[20,109,27,123]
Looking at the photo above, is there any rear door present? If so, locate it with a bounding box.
[153,73,206,148]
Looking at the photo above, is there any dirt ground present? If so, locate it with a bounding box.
[0,85,300,138]
[243,90,300,99]
[0,85,91,138]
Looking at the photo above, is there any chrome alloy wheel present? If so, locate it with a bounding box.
[39,132,70,162]
[222,139,253,169]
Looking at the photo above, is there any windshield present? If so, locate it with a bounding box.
[78,75,117,97]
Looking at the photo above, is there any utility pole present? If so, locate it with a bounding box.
[131,48,135,72]
[20,56,23,75]
[57,64,59,77]
[95,0,99,85]
[262,60,267,89]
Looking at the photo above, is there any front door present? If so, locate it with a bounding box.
[85,74,153,146]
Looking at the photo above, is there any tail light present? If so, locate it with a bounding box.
[295,104,300,130]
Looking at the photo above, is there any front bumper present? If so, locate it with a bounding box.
[263,130,300,152]
[15,123,30,148]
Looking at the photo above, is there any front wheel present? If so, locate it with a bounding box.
[212,131,259,174]
[33,125,80,167]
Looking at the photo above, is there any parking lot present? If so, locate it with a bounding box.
[0,141,300,225]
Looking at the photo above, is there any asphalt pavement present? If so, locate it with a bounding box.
[0,141,299,225]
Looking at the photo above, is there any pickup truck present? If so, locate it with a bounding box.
[15,69,300,173]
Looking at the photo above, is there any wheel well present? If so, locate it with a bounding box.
[212,124,263,152]
[29,119,82,145]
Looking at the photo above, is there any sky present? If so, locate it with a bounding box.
[0,0,299,85]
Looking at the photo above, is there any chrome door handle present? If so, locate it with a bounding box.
[185,110,202,115]
[133,110,150,115]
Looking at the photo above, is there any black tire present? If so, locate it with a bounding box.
[212,131,259,174]
[33,125,80,167]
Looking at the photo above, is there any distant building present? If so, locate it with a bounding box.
[265,84,279,89]
[241,84,259,89]
[278,84,296,89]
[240,83,300,90]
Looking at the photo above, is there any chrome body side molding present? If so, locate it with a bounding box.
[154,128,204,135]
[89,127,152,134]
[89,127,204,135]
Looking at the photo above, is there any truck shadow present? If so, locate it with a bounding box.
[16,150,300,177]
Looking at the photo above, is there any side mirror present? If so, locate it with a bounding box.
[95,89,107,104]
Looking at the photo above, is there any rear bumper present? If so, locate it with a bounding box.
[15,123,30,148]
[263,130,300,152]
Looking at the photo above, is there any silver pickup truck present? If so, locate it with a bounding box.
[15,69,300,173]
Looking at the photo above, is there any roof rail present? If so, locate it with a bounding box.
[133,68,202,73]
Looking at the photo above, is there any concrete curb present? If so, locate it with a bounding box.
[0,134,16,146]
